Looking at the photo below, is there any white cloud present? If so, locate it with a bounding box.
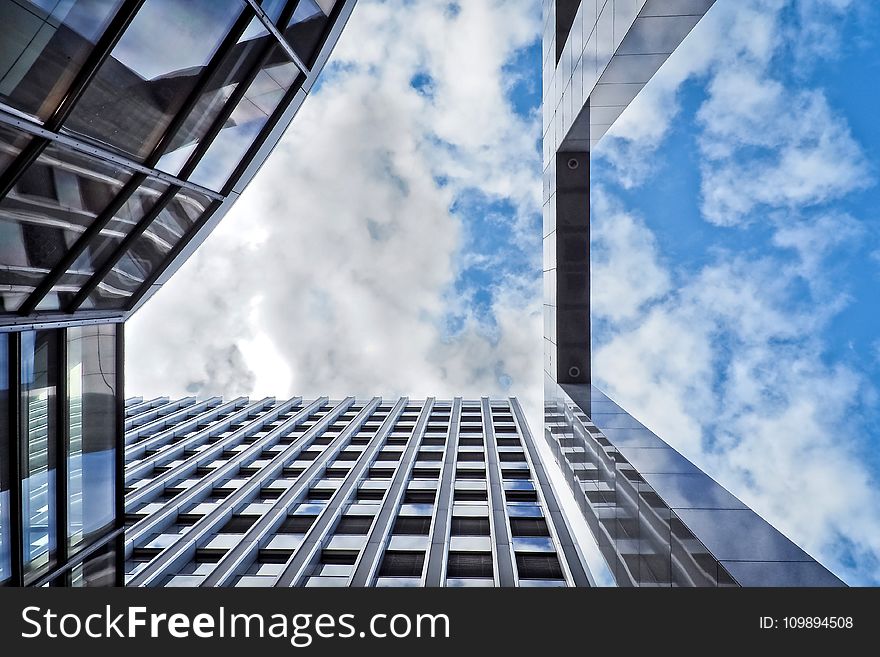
[591,197,880,584]
[128,0,545,424]
[591,0,880,584]
[589,190,671,323]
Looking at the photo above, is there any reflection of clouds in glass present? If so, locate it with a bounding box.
[188,59,298,191]
[189,121,263,191]
[34,0,123,41]
[112,0,241,80]
[69,451,115,539]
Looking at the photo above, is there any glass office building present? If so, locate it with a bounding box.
[122,395,592,587]
[542,1,844,586]
[0,0,354,586]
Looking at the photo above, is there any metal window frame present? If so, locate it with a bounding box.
[2,0,356,328]
[1,322,125,588]
[67,186,180,311]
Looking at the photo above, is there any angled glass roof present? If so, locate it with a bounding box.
[0,0,352,327]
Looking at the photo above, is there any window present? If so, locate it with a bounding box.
[220,515,257,534]
[454,490,487,502]
[0,144,133,312]
[67,325,117,550]
[506,489,538,502]
[0,0,124,119]
[392,516,431,536]
[21,329,58,578]
[81,187,211,311]
[455,469,485,480]
[403,490,435,504]
[510,518,550,537]
[515,553,564,580]
[0,333,9,584]
[65,0,245,159]
[450,517,490,537]
[446,552,493,579]
[378,550,424,577]
[278,515,316,533]
[335,516,372,535]
[71,542,117,587]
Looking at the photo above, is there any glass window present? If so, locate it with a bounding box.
[0,333,10,585]
[20,329,58,578]
[284,0,337,65]
[0,142,132,312]
[70,541,117,587]
[156,14,296,177]
[258,0,288,23]
[67,324,116,550]
[36,178,169,312]
[187,44,302,191]
[0,123,32,181]
[81,187,211,310]
[64,0,245,159]
[0,0,124,120]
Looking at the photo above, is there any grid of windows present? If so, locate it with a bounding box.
[122,396,594,587]
[0,0,353,325]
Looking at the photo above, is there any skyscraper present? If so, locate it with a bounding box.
[542,1,843,585]
[0,0,355,586]
[122,395,592,587]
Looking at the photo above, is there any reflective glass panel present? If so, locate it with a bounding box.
[156,15,279,176]
[0,333,10,584]
[0,142,132,312]
[0,123,31,180]
[21,329,58,578]
[67,324,116,549]
[82,187,211,309]
[258,0,288,22]
[36,178,169,311]
[65,0,245,159]
[284,0,337,65]
[0,0,123,120]
[187,44,302,191]
[70,541,117,586]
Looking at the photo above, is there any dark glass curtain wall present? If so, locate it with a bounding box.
[1,322,122,586]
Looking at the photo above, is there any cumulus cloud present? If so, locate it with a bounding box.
[128,0,546,430]
[591,0,880,583]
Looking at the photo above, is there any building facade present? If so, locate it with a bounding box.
[0,0,355,586]
[542,0,844,586]
[122,395,592,587]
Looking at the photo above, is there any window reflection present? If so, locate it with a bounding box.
[65,0,245,159]
[67,325,116,550]
[156,14,300,178]
[0,333,10,584]
[71,541,117,587]
[0,142,132,312]
[284,0,337,65]
[0,0,123,120]
[187,44,302,191]
[82,187,211,309]
[36,179,169,312]
[20,329,58,578]
[0,124,31,180]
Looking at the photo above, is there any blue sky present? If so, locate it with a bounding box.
[587,0,880,585]
[129,0,880,585]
